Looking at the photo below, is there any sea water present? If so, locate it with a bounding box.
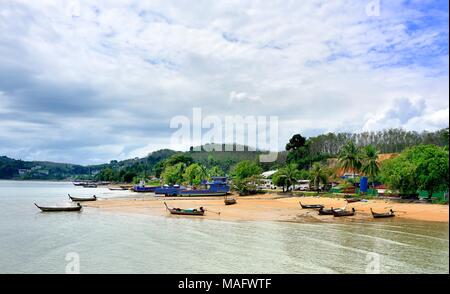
[0,180,448,274]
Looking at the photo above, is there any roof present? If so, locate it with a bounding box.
[261,170,277,178]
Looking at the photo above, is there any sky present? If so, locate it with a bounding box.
[0,0,448,165]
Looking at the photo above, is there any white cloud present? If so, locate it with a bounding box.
[229,91,262,103]
[0,0,448,163]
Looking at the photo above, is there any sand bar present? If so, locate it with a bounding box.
[85,193,449,223]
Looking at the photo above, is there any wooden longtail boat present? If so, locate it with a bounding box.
[332,207,356,217]
[224,197,237,205]
[345,198,361,203]
[68,194,97,201]
[83,183,97,188]
[108,187,127,191]
[318,206,346,215]
[164,202,205,216]
[35,203,82,212]
[299,202,324,209]
[371,208,395,218]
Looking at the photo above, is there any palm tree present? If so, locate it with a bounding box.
[338,141,362,182]
[309,163,329,192]
[361,145,380,189]
[279,163,300,191]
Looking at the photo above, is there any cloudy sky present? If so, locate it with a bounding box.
[0,0,448,164]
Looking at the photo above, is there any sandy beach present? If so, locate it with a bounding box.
[85,193,449,223]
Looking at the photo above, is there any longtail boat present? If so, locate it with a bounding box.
[344,194,361,203]
[164,202,205,216]
[332,207,356,217]
[82,183,97,188]
[108,187,128,191]
[318,205,346,215]
[299,202,324,209]
[68,194,97,201]
[35,203,82,212]
[224,197,237,205]
[371,208,395,218]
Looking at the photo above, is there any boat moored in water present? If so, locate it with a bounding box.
[68,194,97,201]
[35,203,82,212]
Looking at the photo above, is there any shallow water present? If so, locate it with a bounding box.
[0,180,448,273]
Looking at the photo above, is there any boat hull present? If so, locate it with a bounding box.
[180,191,228,196]
[69,195,96,201]
[133,186,159,193]
[35,203,82,212]
[299,202,324,209]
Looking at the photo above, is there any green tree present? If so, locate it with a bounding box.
[162,162,185,185]
[381,145,449,198]
[183,163,209,185]
[164,154,194,168]
[309,163,329,192]
[272,171,288,192]
[231,161,263,195]
[338,141,362,181]
[361,145,380,189]
[232,160,262,180]
[276,163,300,191]
[208,166,224,177]
[286,134,306,151]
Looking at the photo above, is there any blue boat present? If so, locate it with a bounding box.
[133,180,160,193]
[179,177,230,196]
[133,185,159,193]
[154,185,184,196]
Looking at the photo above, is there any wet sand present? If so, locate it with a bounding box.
[85,193,449,223]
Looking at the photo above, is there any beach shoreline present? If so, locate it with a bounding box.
[85,193,449,223]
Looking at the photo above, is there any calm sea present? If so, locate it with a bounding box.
[0,180,448,274]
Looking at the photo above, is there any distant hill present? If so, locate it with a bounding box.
[0,156,93,180]
[0,145,283,180]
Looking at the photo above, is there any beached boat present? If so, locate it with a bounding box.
[133,185,159,193]
[108,187,127,191]
[344,195,361,203]
[68,194,96,201]
[155,185,184,196]
[179,177,230,196]
[318,206,346,215]
[371,208,395,218]
[156,177,231,197]
[35,203,82,212]
[72,181,86,186]
[83,183,97,188]
[164,202,205,216]
[332,207,356,217]
[299,202,324,209]
[224,197,237,205]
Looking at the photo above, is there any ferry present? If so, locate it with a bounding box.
[154,184,185,196]
[155,177,230,196]
[133,180,160,193]
[179,177,230,196]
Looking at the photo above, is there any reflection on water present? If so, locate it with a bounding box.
[0,180,448,273]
